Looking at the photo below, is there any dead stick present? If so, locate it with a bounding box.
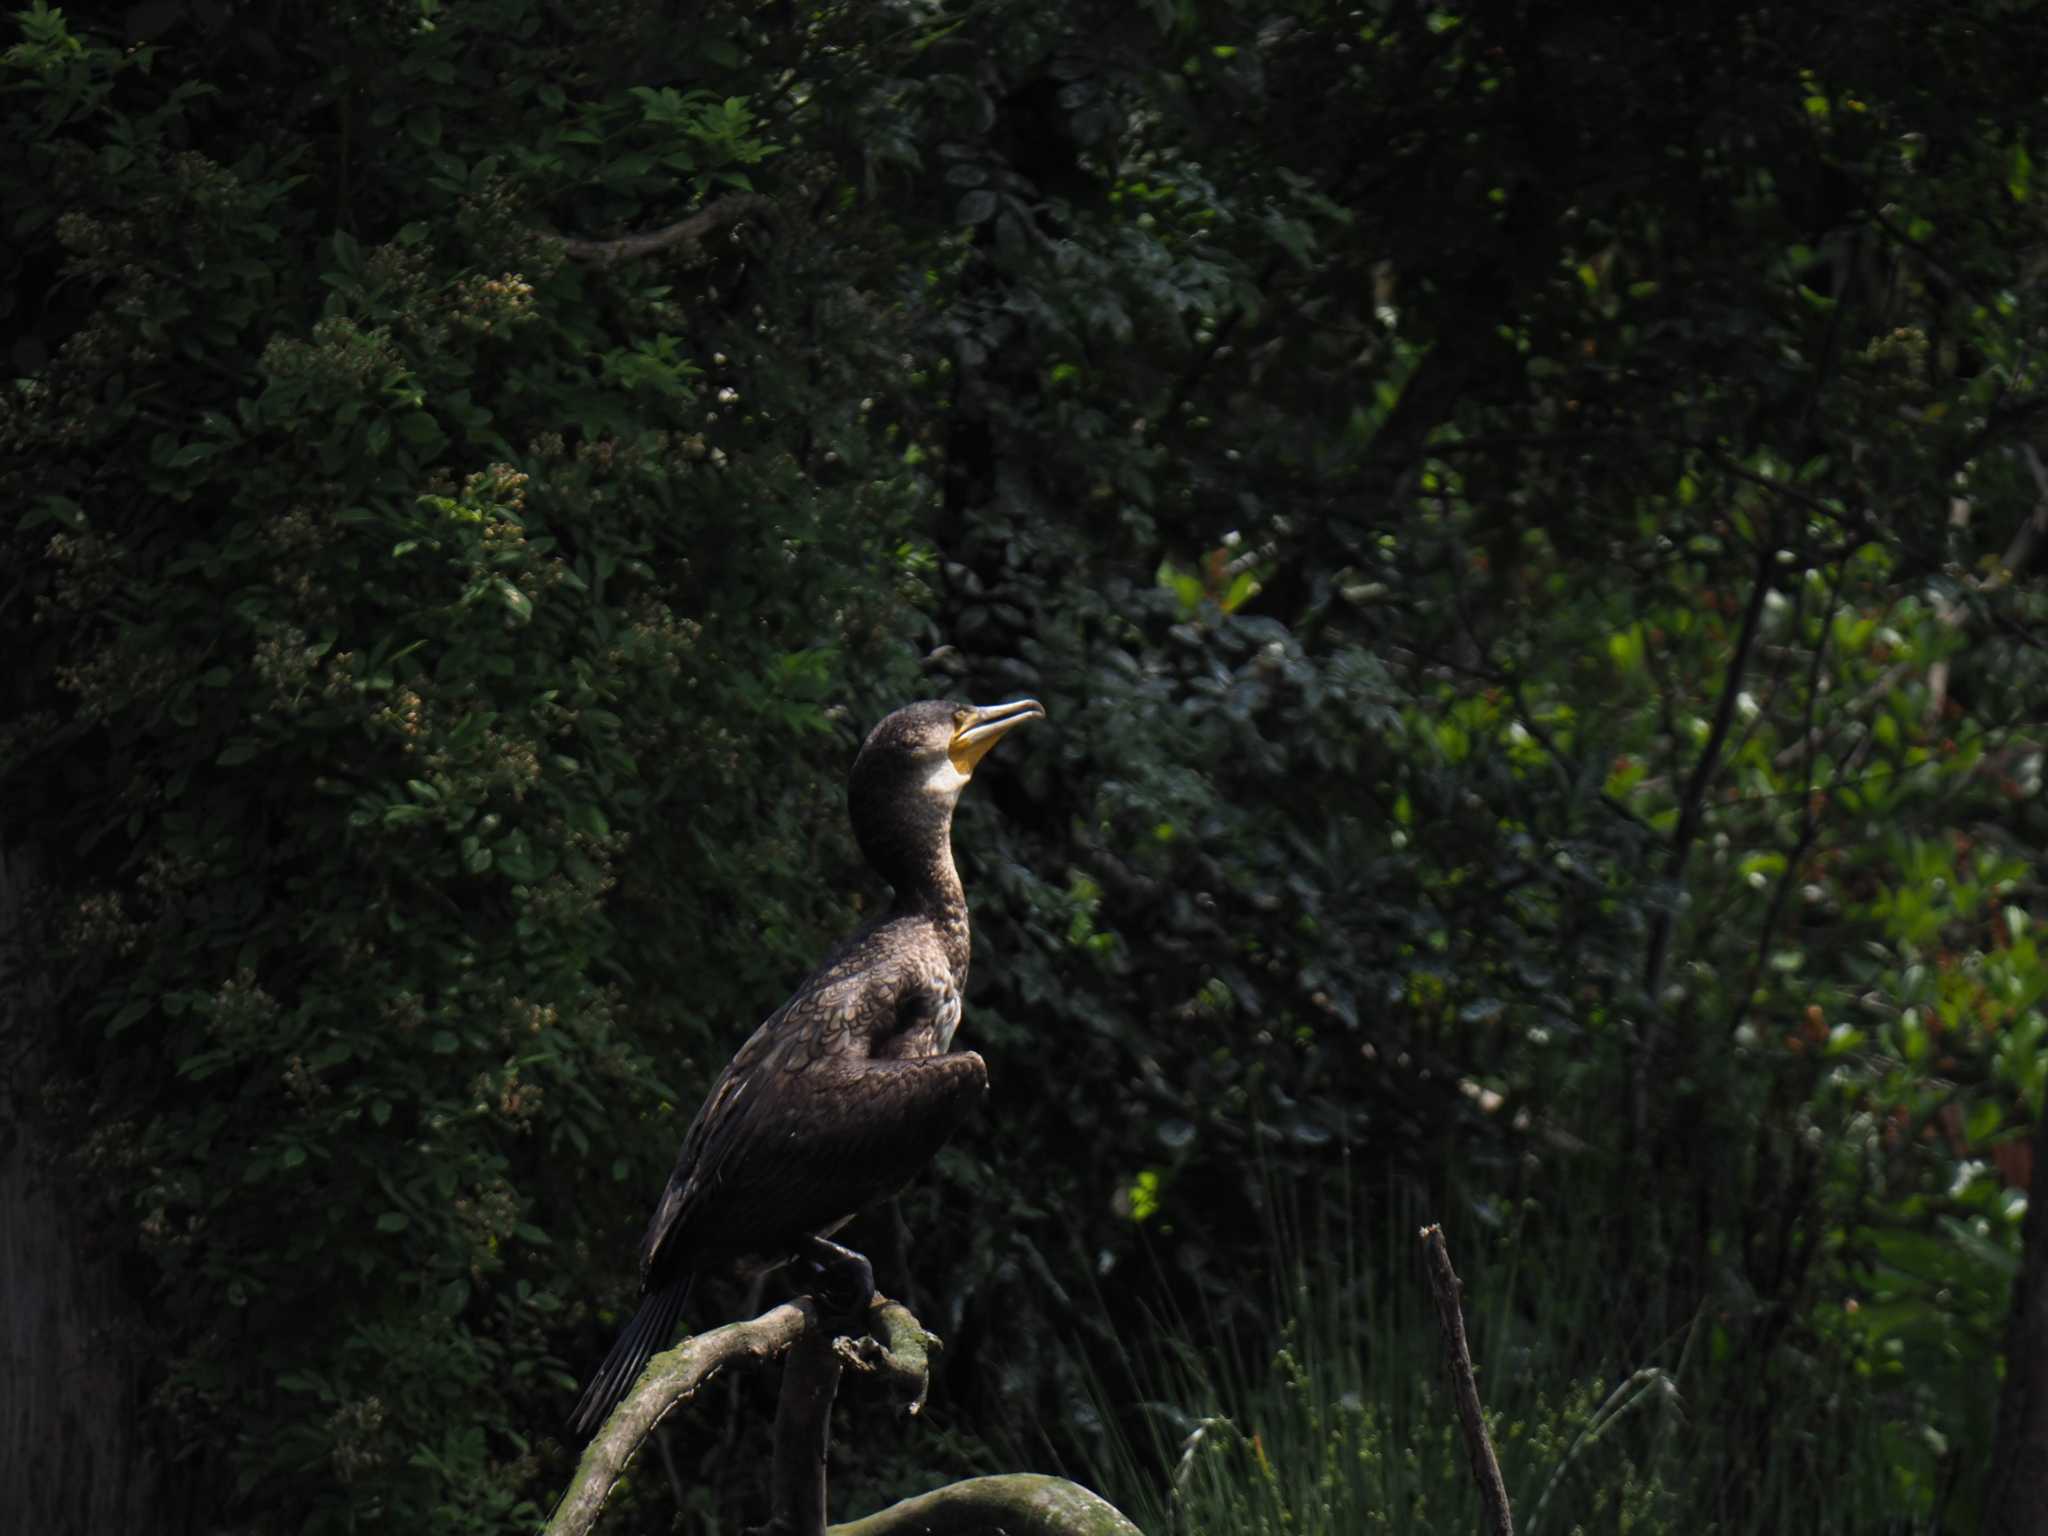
[1420,1224,1515,1536]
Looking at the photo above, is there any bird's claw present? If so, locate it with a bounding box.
[796,1235,875,1325]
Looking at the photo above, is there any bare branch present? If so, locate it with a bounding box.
[555,194,774,269]
[1769,660,1910,771]
[1729,554,1855,1043]
[1699,448,1867,532]
[1638,515,1778,1083]
[1993,444,2048,585]
[1419,1224,1514,1536]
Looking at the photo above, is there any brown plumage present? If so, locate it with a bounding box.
[567,697,1044,1438]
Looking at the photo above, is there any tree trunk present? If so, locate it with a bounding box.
[1987,1099,2048,1535]
[0,845,185,1532]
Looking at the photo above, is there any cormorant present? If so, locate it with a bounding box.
[567,697,1045,1438]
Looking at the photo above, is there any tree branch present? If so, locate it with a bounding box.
[555,194,775,269]
[1728,553,1855,1044]
[1989,443,2048,587]
[1637,514,1778,1117]
[548,1302,811,1536]
[771,1307,844,1536]
[547,1296,1135,1536]
[830,1476,1144,1536]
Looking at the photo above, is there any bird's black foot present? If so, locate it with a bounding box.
[796,1235,875,1326]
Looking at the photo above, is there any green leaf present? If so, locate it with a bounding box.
[494,578,533,624]
[108,998,152,1035]
[397,411,443,447]
[376,1212,409,1233]
[1964,1100,2003,1144]
[19,494,87,532]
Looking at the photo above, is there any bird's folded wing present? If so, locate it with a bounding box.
[640,1052,988,1278]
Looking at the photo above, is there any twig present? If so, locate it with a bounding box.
[652,1425,687,1515]
[1419,1224,1514,1536]
[1768,659,1909,771]
[1636,512,1778,1132]
[1696,447,1870,535]
[1996,444,2048,585]
[1650,518,1779,975]
[555,193,774,269]
[1506,676,1656,836]
[1727,554,1846,1041]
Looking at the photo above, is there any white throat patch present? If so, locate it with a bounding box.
[921,755,971,800]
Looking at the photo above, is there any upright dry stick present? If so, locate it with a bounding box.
[1420,1223,1515,1536]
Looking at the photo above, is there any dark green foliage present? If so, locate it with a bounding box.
[5,0,2048,1532]
[2,3,922,1527]
[781,0,2048,1523]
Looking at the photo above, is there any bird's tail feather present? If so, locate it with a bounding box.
[567,1277,693,1439]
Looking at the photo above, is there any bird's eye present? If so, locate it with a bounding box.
[953,707,970,725]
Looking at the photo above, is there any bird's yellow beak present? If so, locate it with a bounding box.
[948,698,1045,776]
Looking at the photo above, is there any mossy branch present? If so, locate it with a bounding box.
[548,1300,810,1535]
[830,1475,1143,1536]
[546,1296,1140,1536]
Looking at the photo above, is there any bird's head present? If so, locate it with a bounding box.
[848,698,1044,892]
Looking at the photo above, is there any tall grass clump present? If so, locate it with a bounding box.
[1047,1177,1935,1535]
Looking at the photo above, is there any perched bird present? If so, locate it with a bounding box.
[567,697,1045,1438]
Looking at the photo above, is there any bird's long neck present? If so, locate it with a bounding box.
[855,779,972,975]
[889,824,971,975]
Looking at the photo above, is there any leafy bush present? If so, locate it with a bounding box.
[2,3,924,1526]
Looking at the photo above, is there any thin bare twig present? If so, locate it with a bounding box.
[1697,448,1869,535]
[1420,1224,1515,1536]
[1729,550,1856,1043]
[1992,444,2048,585]
[1636,514,1779,1136]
